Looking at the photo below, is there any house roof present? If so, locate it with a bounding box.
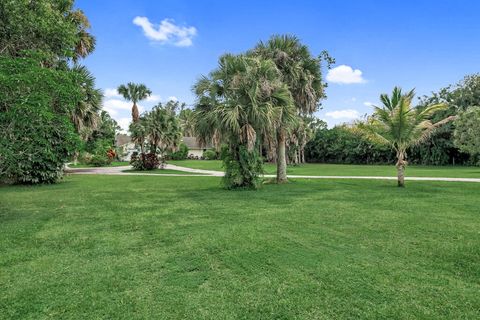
[182,136,212,150]
[115,134,131,146]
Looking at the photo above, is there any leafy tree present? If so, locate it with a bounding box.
[453,106,480,162]
[414,74,480,165]
[193,54,294,189]
[0,0,95,61]
[117,83,152,122]
[305,124,394,164]
[355,87,452,187]
[252,35,332,182]
[0,53,81,184]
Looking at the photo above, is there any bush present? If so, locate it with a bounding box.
[203,149,218,160]
[0,53,81,184]
[169,143,189,160]
[130,152,159,170]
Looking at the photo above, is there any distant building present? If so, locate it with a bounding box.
[115,135,212,160]
[115,134,137,161]
[182,136,212,158]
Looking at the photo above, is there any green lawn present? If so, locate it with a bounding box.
[169,160,480,178]
[122,168,205,175]
[68,161,130,168]
[1,175,479,319]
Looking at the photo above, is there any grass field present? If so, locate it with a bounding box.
[68,161,130,168]
[169,160,480,178]
[1,175,479,319]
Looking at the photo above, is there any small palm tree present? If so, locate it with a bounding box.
[117,83,152,122]
[356,87,453,187]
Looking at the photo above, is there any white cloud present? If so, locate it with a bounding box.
[363,101,374,107]
[133,16,197,47]
[104,88,121,98]
[104,99,145,112]
[325,109,361,120]
[146,94,161,102]
[168,96,178,102]
[116,117,132,132]
[326,65,366,84]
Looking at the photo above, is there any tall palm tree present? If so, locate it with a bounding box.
[146,104,182,165]
[179,108,196,137]
[70,65,102,137]
[356,87,453,187]
[193,54,295,188]
[69,65,102,164]
[252,35,330,183]
[67,9,96,62]
[117,83,152,122]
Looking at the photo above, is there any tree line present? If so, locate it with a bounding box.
[305,74,480,169]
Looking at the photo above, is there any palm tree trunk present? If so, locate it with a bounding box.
[276,130,288,183]
[396,152,406,187]
[132,102,139,122]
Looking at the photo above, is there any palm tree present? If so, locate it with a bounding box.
[145,104,182,167]
[356,87,453,187]
[70,65,102,136]
[252,35,330,183]
[70,65,103,164]
[193,54,294,188]
[179,108,196,137]
[68,9,96,62]
[117,83,152,122]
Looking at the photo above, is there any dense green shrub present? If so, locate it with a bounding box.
[305,126,395,165]
[169,143,189,160]
[130,152,159,170]
[0,53,81,184]
[453,106,480,163]
[203,149,218,160]
[221,145,263,190]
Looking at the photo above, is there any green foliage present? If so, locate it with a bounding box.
[0,53,81,184]
[169,143,189,160]
[117,82,152,122]
[221,145,263,189]
[202,149,218,160]
[454,106,480,160]
[0,0,95,61]
[414,74,480,165]
[130,152,159,171]
[193,53,294,188]
[305,126,395,164]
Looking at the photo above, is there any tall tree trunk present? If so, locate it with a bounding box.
[132,102,139,122]
[276,131,287,183]
[301,148,305,163]
[396,151,406,187]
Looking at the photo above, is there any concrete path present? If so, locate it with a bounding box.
[65,164,480,183]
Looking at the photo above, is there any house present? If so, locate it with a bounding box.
[115,134,137,161]
[115,135,212,160]
[182,137,212,158]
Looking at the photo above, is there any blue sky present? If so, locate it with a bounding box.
[77,0,480,131]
